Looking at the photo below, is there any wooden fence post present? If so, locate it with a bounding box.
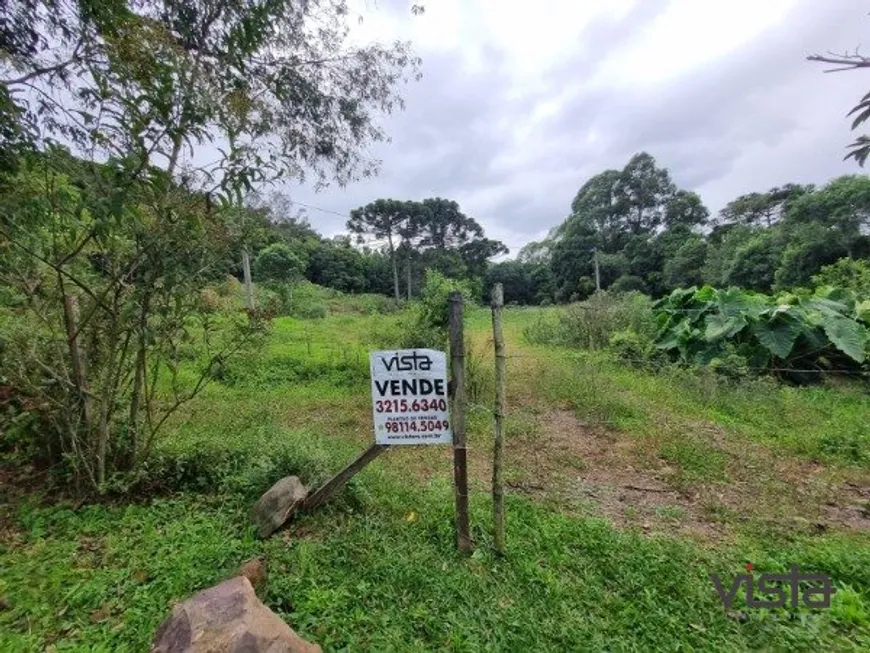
[449,291,472,553]
[491,283,506,554]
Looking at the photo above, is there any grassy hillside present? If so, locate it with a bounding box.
[3,299,870,651]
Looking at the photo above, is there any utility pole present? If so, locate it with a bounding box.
[242,245,255,311]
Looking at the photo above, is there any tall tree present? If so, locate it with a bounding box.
[347,199,417,299]
[719,184,813,228]
[618,152,676,235]
[664,190,709,229]
[414,197,506,279]
[549,152,703,298]
[416,198,483,250]
[663,237,708,289]
[459,237,508,278]
[0,0,422,490]
[785,175,870,257]
[723,231,783,292]
[774,223,845,290]
[567,169,625,251]
[2,0,421,190]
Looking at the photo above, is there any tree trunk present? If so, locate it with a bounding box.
[97,395,110,488]
[62,294,94,440]
[129,288,151,466]
[129,344,145,464]
[95,312,123,490]
[406,255,412,300]
[388,234,400,300]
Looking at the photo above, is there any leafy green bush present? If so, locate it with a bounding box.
[609,329,656,366]
[253,243,307,284]
[522,312,563,346]
[523,291,655,349]
[813,259,870,298]
[653,285,870,380]
[400,270,474,349]
[115,428,341,499]
[283,280,330,318]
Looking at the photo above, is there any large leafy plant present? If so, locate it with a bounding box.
[653,285,870,380]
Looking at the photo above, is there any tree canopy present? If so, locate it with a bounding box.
[347,197,506,299]
[513,153,870,304]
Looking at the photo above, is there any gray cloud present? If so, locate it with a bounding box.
[287,0,870,255]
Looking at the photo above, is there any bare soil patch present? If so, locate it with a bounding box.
[504,409,726,540]
[501,408,870,541]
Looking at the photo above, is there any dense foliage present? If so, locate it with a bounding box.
[493,153,870,305]
[397,270,474,349]
[523,292,654,350]
[652,286,870,380]
[0,0,421,492]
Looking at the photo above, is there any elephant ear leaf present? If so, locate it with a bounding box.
[823,315,868,363]
[751,315,803,359]
[705,313,746,341]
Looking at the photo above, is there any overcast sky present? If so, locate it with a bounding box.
[282,0,870,255]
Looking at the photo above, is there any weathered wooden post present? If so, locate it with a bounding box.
[449,291,472,553]
[491,283,506,554]
[303,444,390,512]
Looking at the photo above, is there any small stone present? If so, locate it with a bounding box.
[90,604,111,623]
[237,557,267,592]
[251,476,308,539]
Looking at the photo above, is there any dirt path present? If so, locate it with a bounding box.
[455,321,870,542]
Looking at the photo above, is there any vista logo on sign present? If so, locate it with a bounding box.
[710,564,836,610]
[380,351,434,372]
[369,349,452,446]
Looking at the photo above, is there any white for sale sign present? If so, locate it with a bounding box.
[369,349,453,445]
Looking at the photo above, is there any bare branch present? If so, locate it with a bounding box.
[807,52,870,73]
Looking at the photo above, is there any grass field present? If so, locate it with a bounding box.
[3,299,870,651]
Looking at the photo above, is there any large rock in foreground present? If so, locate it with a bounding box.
[252,476,308,538]
[151,576,320,653]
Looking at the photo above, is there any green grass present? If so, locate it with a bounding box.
[3,299,870,651]
[517,304,870,469]
[5,478,870,651]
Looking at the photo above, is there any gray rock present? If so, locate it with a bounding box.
[151,576,320,653]
[251,476,308,539]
